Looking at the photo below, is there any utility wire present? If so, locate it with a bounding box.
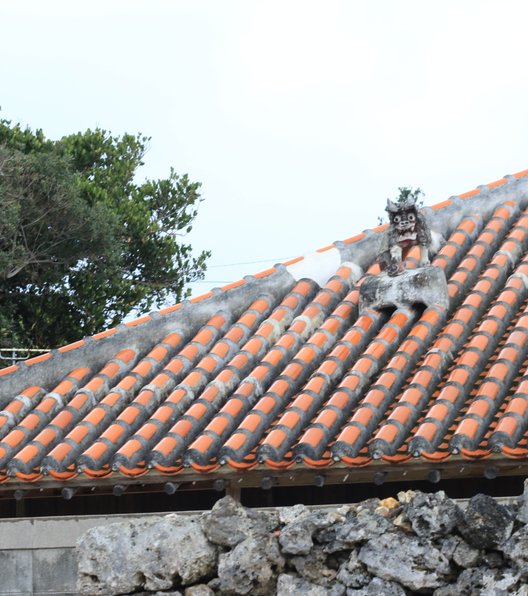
[207,256,295,269]
[191,255,296,285]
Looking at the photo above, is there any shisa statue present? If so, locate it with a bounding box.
[377,194,432,276]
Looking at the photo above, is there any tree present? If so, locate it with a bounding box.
[0,120,210,350]
[394,186,424,206]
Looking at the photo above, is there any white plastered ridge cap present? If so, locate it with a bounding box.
[285,247,363,288]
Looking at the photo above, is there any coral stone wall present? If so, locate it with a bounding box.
[77,484,528,595]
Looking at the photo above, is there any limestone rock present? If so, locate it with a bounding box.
[481,550,505,569]
[327,583,347,596]
[502,526,528,577]
[453,541,480,569]
[354,498,382,514]
[280,510,343,555]
[457,494,513,549]
[290,546,336,586]
[278,503,311,525]
[215,534,285,595]
[276,574,345,596]
[403,490,460,538]
[200,495,277,547]
[481,570,523,596]
[77,514,217,595]
[346,577,406,595]
[184,585,215,596]
[375,497,400,517]
[317,505,394,553]
[397,489,416,504]
[441,535,480,569]
[74,490,527,596]
[358,532,451,592]
[391,511,413,533]
[434,567,522,596]
[336,550,371,588]
[279,517,317,555]
[516,478,528,524]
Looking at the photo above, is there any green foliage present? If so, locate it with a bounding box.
[395,186,424,206]
[0,119,210,350]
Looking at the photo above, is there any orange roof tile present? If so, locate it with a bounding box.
[1,169,528,487]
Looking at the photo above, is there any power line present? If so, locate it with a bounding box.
[207,256,295,269]
[190,255,297,285]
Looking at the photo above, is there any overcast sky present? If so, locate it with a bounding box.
[1,1,527,302]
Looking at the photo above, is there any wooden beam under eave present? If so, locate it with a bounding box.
[0,455,526,497]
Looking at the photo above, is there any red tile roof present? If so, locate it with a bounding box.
[1,170,528,488]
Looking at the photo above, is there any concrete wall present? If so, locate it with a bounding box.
[0,505,335,595]
[0,511,166,596]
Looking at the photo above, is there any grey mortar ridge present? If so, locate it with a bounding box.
[0,268,297,401]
